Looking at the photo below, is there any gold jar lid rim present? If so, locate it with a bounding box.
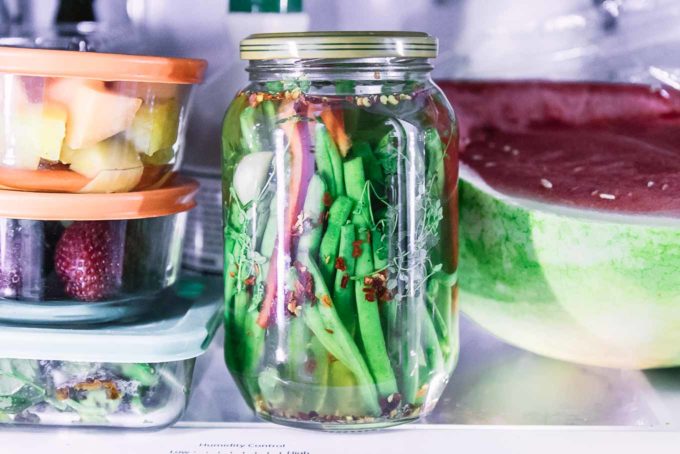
[240,31,438,60]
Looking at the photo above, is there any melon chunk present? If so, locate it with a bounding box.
[61,140,143,193]
[0,103,67,169]
[47,79,142,149]
[128,99,180,156]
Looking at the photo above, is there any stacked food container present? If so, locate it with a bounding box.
[0,46,218,428]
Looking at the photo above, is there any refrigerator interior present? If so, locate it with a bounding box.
[0,0,679,451]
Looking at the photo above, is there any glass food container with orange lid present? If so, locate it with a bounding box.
[0,175,198,325]
[0,47,206,193]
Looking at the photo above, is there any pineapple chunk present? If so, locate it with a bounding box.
[129,99,180,156]
[0,103,67,169]
[140,147,175,166]
[61,140,143,193]
[47,79,142,149]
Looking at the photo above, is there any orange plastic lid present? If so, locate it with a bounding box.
[0,47,206,84]
[0,175,199,221]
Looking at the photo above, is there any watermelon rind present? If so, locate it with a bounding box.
[459,164,680,369]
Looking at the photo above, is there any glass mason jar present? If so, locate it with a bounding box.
[221,32,459,430]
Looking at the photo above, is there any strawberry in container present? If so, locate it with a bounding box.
[0,47,205,193]
[0,176,198,325]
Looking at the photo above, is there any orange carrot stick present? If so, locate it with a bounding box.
[321,106,351,157]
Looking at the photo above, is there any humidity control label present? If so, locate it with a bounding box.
[169,443,310,454]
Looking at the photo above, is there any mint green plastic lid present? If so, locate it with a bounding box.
[0,275,223,363]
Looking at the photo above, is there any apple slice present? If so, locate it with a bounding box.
[61,140,143,193]
[47,78,142,149]
[128,99,180,156]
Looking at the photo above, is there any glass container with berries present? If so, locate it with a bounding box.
[221,32,459,430]
[0,175,198,325]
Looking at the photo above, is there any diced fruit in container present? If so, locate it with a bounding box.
[47,78,142,149]
[233,151,273,204]
[0,103,67,169]
[140,147,175,166]
[61,140,143,193]
[78,167,144,193]
[129,99,180,156]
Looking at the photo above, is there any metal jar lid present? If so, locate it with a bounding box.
[240,31,438,60]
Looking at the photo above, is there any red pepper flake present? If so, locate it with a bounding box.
[244,276,256,286]
[366,230,372,243]
[378,289,392,303]
[335,257,347,271]
[294,261,316,303]
[340,274,350,289]
[416,383,429,399]
[321,294,332,307]
[352,240,363,258]
[363,286,376,302]
[363,276,374,286]
[325,328,334,334]
[228,271,236,278]
[305,358,317,374]
[248,93,258,107]
[56,387,69,401]
[323,192,333,207]
[286,291,301,316]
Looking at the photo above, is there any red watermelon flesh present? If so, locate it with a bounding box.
[440,80,680,214]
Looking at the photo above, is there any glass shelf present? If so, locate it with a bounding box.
[2,304,678,454]
[184,316,680,428]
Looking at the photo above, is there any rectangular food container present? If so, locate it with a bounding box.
[0,274,222,428]
[0,46,205,193]
[0,175,198,325]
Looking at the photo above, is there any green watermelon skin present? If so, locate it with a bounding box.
[459,175,680,369]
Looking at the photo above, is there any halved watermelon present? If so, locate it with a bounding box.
[442,80,680,369]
